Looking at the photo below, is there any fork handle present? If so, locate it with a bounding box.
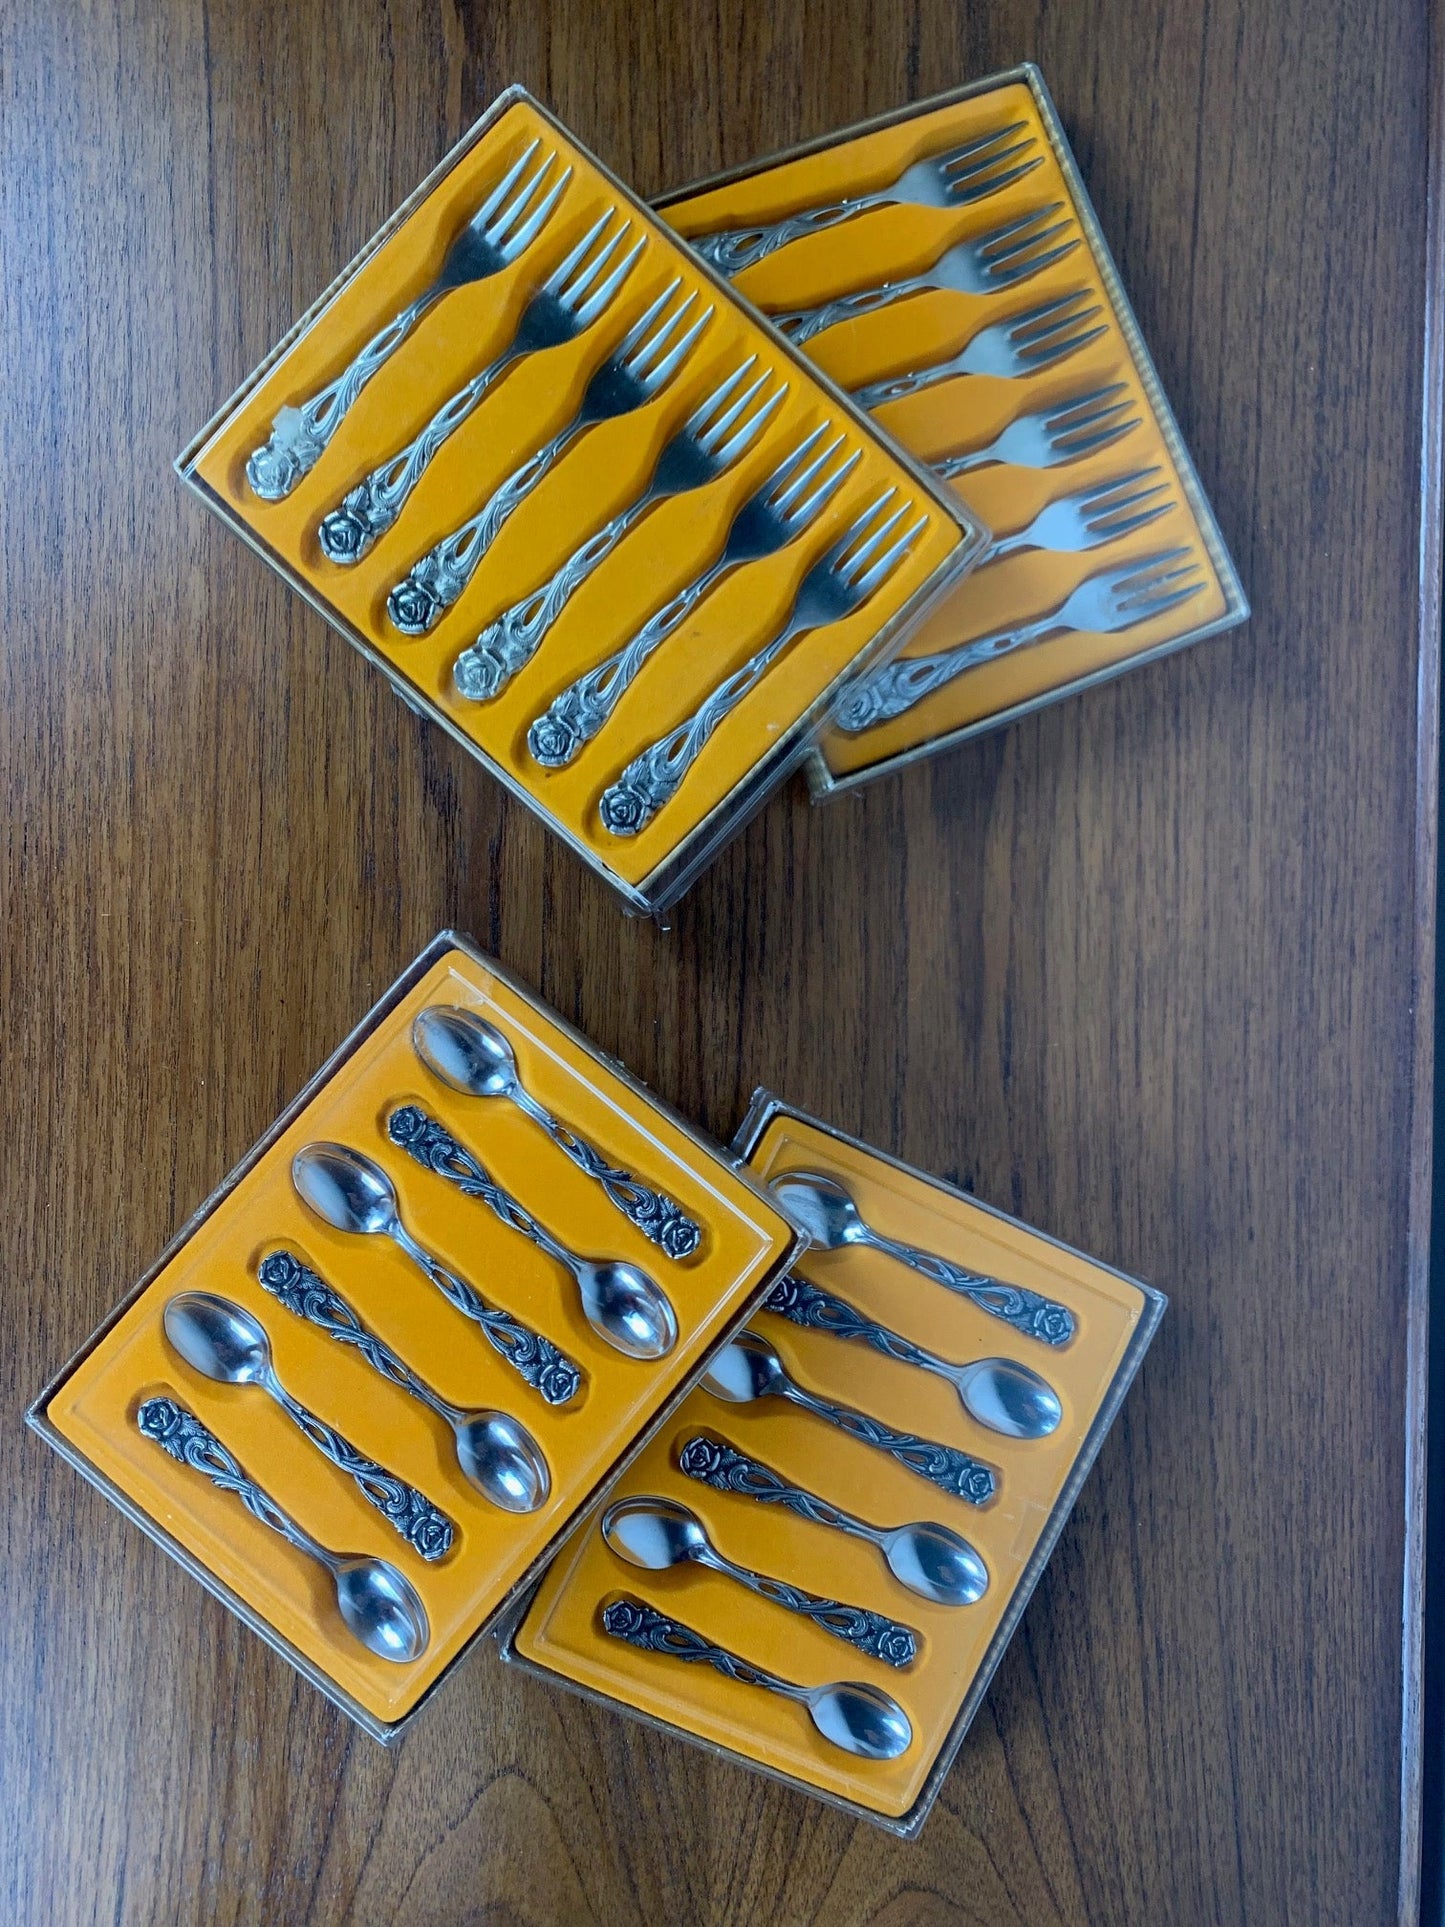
[526,559,730,766]
[453,500,649,702]
[598,617,804,836]
[244,288,438,501]
[386,419,581,635]
[773,279,925,349]
[833,616,1059,730]
[690,194,884,278]
[318,347,517,564]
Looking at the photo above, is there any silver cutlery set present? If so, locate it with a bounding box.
[595,1166,1075,1760]
[140,1003,698,1665]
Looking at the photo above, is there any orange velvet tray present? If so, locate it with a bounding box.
[656,65,1247,793]
[506,1094,1164,1833]
[30,936,801,1738]
[178,87,983,912]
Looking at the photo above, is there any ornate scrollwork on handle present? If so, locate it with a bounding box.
[138,1396,303,1546]
[539,1118,700,1259]
[774,284,906,349]
[691,201,867,278]
[727,1556,916,1667]
[784,1380,998,1506]
[677,1434,855,1533]
[601,1596,781,1694]
[869,1236,1077,1347]
[833,628,1043,734]
[766,1273,944,1373]
[452,516,630,702]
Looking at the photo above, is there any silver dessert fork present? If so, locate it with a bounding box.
[246,141,569,501]
[772,204,1077,347]
[853,291,1106,410]
[978,469,1173,564]
[691,124,1042,277]
[599,490,926,836]
[318,211,644,564]
[934,384,1140,477]
[833,549,1205,732]
[527,426,860,766]
[386,280,708,634]
[452,356,783,701]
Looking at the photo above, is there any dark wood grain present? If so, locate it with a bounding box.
[1,1,1436,1922]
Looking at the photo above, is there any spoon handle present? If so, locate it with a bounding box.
[137,1395,329,1568]
[765,1273,955,1382]
[678,1433,869,1541]
[259,1249,455,1411]
[510,1087,702,1260]
[601,1595,799,1702]
[388,1104,574,1271]
[266,1380,455,1563]
[865,1231,1077,1347]
[773,1364,998,1506]
[713,1549,917,1667]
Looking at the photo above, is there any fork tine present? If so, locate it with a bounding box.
[1024,321,1107,371]
[774,429,845,510]
[647,303,714,387]
[483,149,553,243]
[1123,560,1199,597]
[472,139,540,227]
[549,212,619,294]
[790,447,862,526]
[625,289,696,375]
[1045,383,1128,429]
[1122,581,1205,623]
[940,122,1028,166]
[1078,466,1164,508]
[1112,548,1194,597]
[841,497,911,582]
[991,219,1075,267]
[505,162,572,255]
[577,233,647,323]
[993,238,1080,285]
[979,203,1065,252]
[691,359,761,442]
[1057,413,1142,457]
[947,134,1034,176]
[1094,501,1175,540]
[954,153,1045,203]
[854,515,929,595]
[717,385,786,464]
[617,279,681,358]
[1008,292,1092,338]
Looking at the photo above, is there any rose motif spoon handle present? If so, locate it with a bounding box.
[411,1006,701,1259]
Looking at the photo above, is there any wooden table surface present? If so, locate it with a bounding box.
[3,1,1437,1922]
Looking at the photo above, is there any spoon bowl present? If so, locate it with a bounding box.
[959,1358,1062,1439]
[806,1680,912,1759]
[332,1556,430,1663]
[164,1293,274,1388]
[455,1410,552,1512]
[769,1172,867,1250]
[883,1520,989,1606]
[701,1332,786,1402]
[292,1143,401,1238]
[413,1006,518,1100]
[578,1258,678,1359]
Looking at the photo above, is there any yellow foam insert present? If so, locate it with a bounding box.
[46,947,796,1726]
[188,96,966,888]
[515,1109,1149,1819]
[661,81,1231,780]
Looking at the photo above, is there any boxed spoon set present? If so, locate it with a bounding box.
[176,85,984,918]
[655,63,1247,792]
[502,1092,1164,1834]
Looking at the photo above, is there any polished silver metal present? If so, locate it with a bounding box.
[386,280,708,634]
[254,1250,551,1511]
[676,1434,989,1607]
[598,488,925,837]
[977,467,1173,565]
[411,1005,701,1257]
[763,1274,1062,1439]
[385,1105,678,1360]
[769,1171,1077,1345]
[526,426,858,766]
[701,1328,997,1502]
[317,209,642,564]
[162,1291,457,1558]
[601,1495,919,1667]
[137,1395,430,1661]
[773,205,1077,347]
[290,1141,584,1403]
[600,1595,913,1759]
[245,141,569,501]
[832,548,1205,731]
[451,356,780,701]
[852,291,1106,409]
[934,383,1140,477]
[690,123,1042,277]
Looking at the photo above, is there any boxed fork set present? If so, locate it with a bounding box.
[30,934,1164,1834]
[177,66,1243,912]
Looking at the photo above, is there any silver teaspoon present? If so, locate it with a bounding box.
[677,1434,989,1607]
[385,1105,678,1361]
[412,1006,701,1259]
[255,1250,549,1511]
[601,1495,918,1667]
[765,1275,1062,1440]
[703,1329,997,1505]
[163,1291,456,1558]
[600,1594,912,1760]
[770,1171,1077,1347]
[137,1396,429,1662]
[291,1142,583,1405]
